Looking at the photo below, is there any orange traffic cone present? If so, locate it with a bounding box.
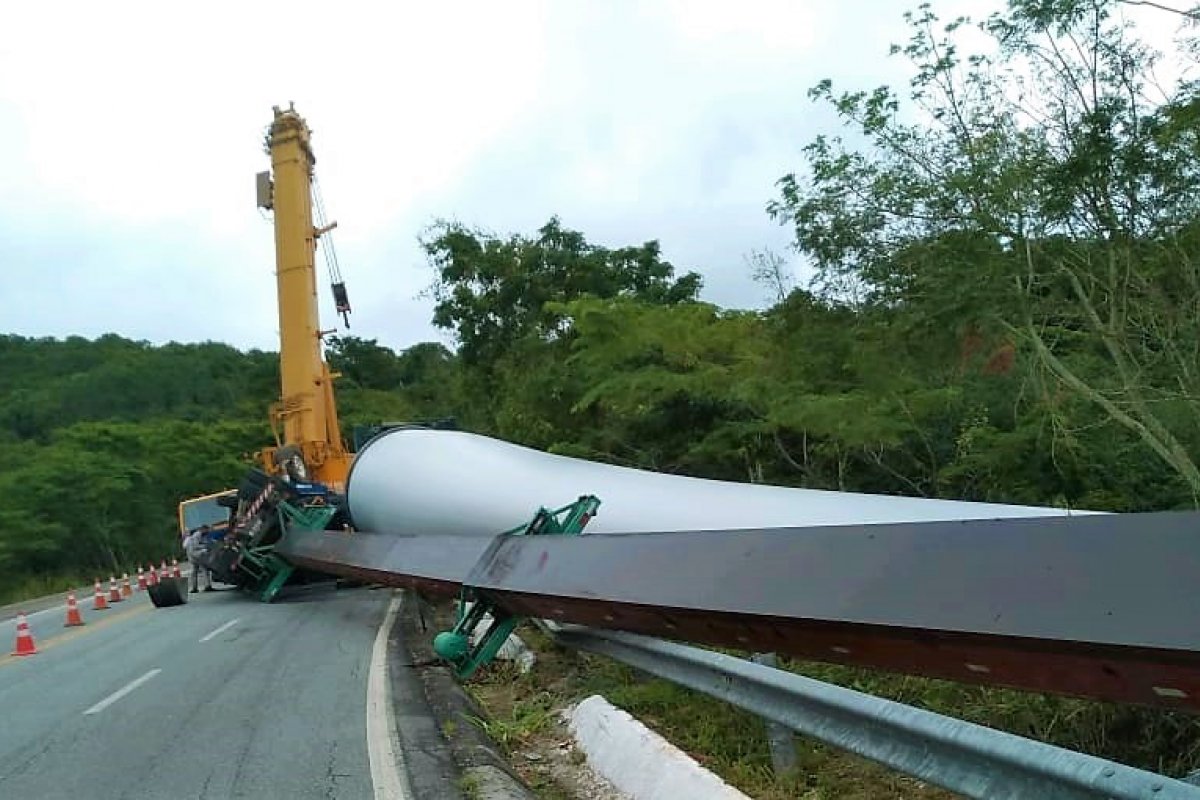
[92,579,109,611]
[171,559,181,579]
[146,563,157,587]
[11,613,36,656]
[136,566,147,590]
[121,573,132,597]
[64,593,85,627]
[159,560,168,581]
[108,576,122,603]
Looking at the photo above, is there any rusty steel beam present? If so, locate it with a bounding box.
[275,510,1200,713]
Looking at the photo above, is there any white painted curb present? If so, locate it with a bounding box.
[567,695,751,800]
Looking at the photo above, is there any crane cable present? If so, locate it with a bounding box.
[312,175,351,327]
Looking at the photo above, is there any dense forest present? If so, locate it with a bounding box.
[2,0,1198,603]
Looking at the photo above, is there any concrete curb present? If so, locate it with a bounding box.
[568,694,750,800]
[398,595,536,800]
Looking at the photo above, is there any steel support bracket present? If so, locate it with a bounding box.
[278,500,337,533]
[434,495,600,679]
[232,500,336,601]
[260,555,295,603]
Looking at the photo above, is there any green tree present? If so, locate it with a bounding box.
[395,342,457,417]
[544,297,766,477]
[424,217,703,368]
[769,0,1200,502]
[327,335,405,391]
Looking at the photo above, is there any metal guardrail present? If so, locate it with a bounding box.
[552,625,1200,800]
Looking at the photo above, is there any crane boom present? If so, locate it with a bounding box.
[163,106,357,604]
[256,104,351,490]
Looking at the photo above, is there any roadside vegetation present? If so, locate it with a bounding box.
[0,573,89,608]
[469,624,1200,798]
[467,624,956,799]
[2,0,1198,789]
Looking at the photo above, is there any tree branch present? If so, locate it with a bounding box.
[1118,0,1200,21]
[1015,320,1200,503]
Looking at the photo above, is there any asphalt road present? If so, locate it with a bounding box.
[0,573,172,624]
[0,582,398,799]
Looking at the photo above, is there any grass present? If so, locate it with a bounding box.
[467,624,950,799]
[465,620,1200,799]
[788,659,1200,779]
[465,690,558,748]
[457,772,481,800]
[522,773,574,800]
[0,573,89,608]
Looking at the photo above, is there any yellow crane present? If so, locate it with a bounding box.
[175,104,352,565]
[255,103,352,491]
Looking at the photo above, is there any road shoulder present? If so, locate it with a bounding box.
[394,593,535,800]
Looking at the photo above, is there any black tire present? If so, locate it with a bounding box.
[148,578,189,608]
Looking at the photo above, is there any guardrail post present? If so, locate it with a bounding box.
[752,652,797,774]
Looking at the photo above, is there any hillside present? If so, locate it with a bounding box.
[2,216,1193,595]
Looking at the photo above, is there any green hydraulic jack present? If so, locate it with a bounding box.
[434,494,601,679]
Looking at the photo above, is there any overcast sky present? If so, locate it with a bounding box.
[0,0,1184,354]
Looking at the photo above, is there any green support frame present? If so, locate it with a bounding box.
[434,495,601,679]
[278,501,338,534]
[237,501,337,602]
[259,555,295,603]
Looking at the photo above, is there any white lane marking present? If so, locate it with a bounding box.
[0,594,148,637]
[5,597,105,626]
[199,618,240,643]
[84,669,161,715]
[2,568,195,623]
[4,579,174,627]
[6,602,70,623]
[367,594,412,800]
